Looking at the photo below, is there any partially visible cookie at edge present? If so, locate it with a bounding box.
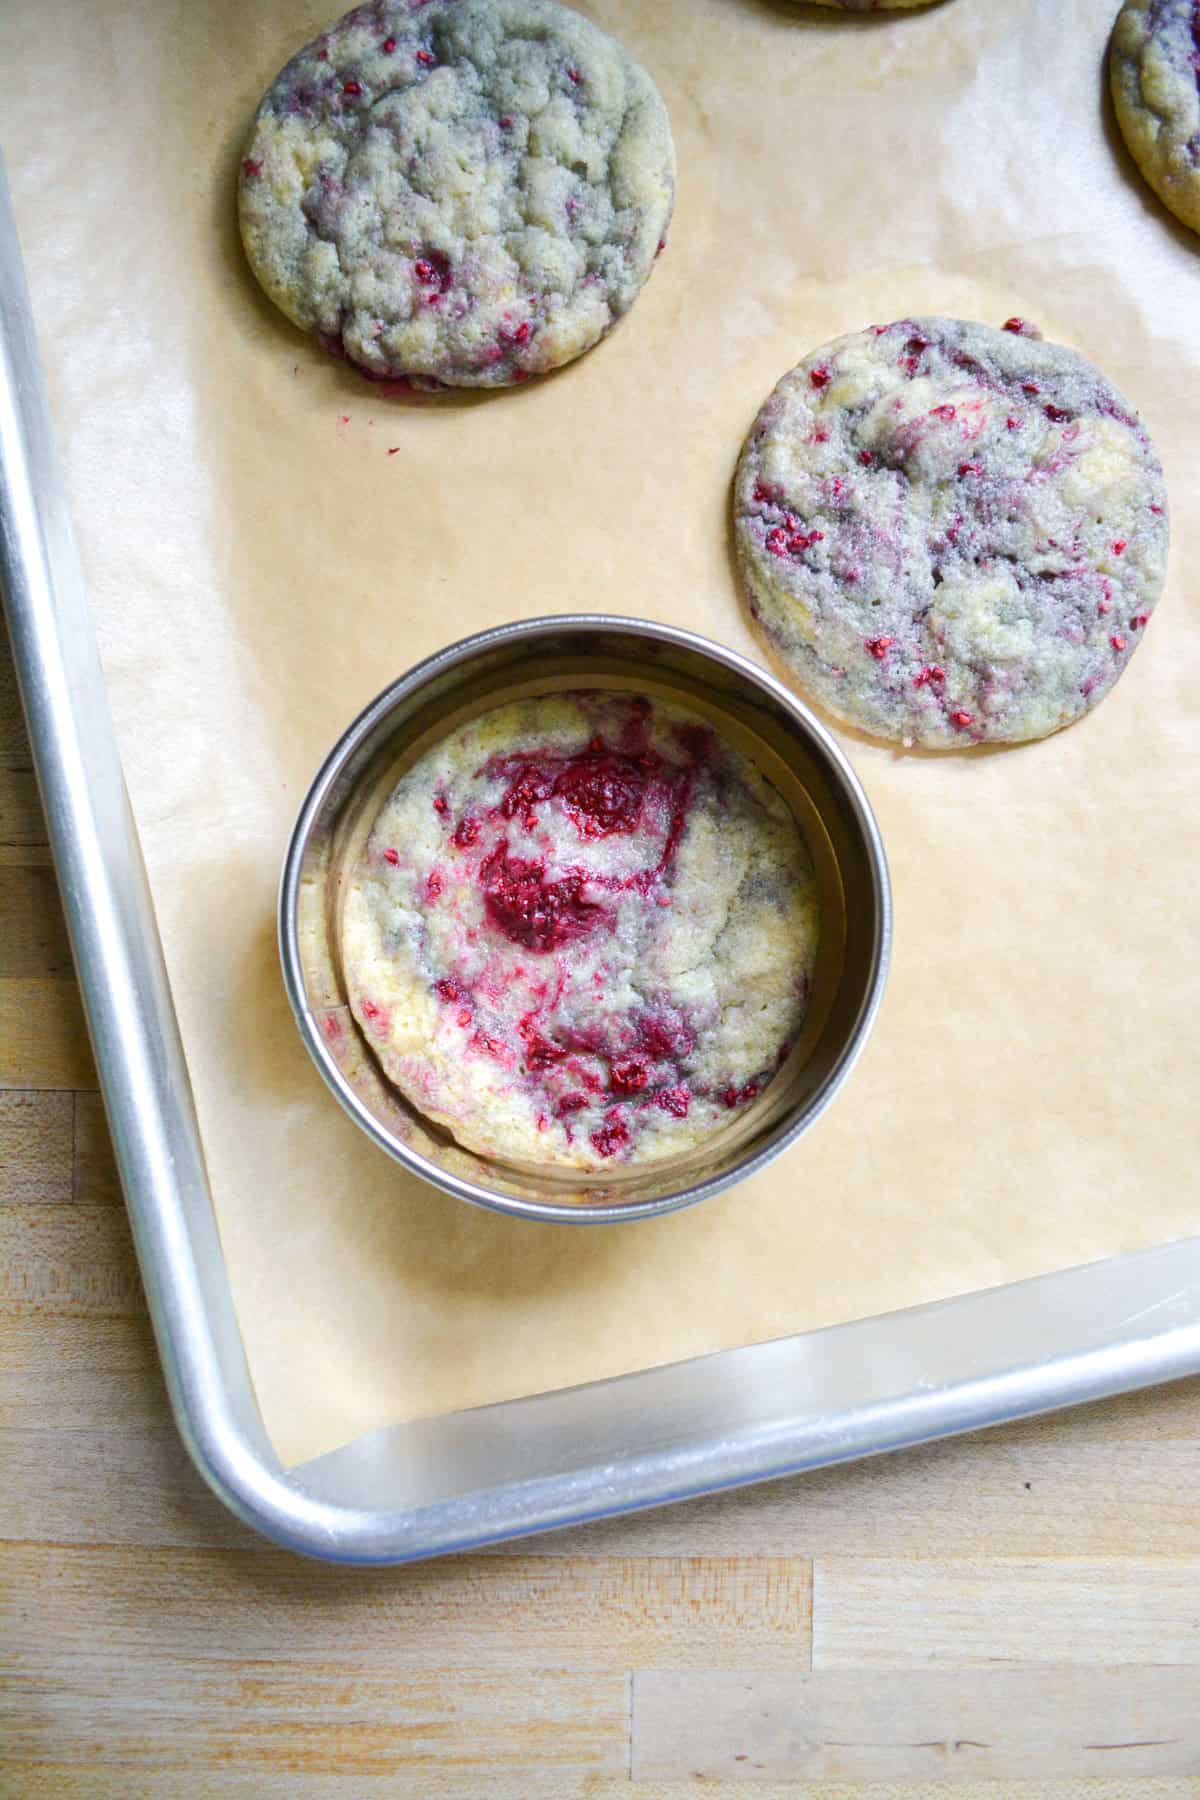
[1110,0,1200,237]
[734,317,1168,749]
[239,0,675,388]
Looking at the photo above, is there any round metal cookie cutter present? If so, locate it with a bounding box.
[280,616,891,1223]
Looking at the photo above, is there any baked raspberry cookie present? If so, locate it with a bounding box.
[1110,0,1200,236]
[341,694,819,1170]
[239,0,675,387]
[735,317,1168,748]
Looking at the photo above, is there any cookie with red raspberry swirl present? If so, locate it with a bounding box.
[1110,0,1200,237]
[341,693,819,1170]
[239,0,674,388]
[735,317,1168,748]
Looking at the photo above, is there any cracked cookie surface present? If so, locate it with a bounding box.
[239,0,675,387]
[1110,0,1200,237]
[341,693,819,1170]
[735,317,1168,748]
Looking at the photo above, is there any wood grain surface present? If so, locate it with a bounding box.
[3,629,1200,1797]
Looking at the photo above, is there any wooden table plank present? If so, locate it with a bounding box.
[2,1543,812,1673]
[0,979,96,1090]
[813,1557,1200,1670]
[9,1778,1200,1800]
[0,1091,73,1203]
[1,1655,630,1777]
[632,1669,1200,1781]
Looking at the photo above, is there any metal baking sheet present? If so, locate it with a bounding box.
[3,154,1200,1563]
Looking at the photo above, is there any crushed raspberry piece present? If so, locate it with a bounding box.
[323,1013,342,1042]
[590,1112,630,1158]
[810,365,832,389]
[521,1029,567,1071]
[958,461,983,477]
[721,1080,759,1108]
[1110,634,1126,652]
[456,1009,472,1027]
[1149,502,1164,515]
[241,157,263,178]
[1022,382,1040,396]
[812,427,829,444]
[931,404,957,422]
[480,841,604,952]
[558,756,647,838]
[536,1113,548,1132]
[1006,416,1021,431]
[387,447,399,456]
[501,319,532,347]
[610,1056,650,1095]
[452,816,481,849]
[557,1092,589,1116]
[415,48,435,65]
[567,65,582,84]
[426,870,443,900]
[913,664,946,688]
[414,253,452,292]
[857,450,874,466]
[656,1086,690,1118]
[900,335,930,376]
[1003,317,1038,336]
[433,794,450,817]
[865,636,894,660]
[636,1013,694,1061]
[498,114,514,128]
[1044,403,1071,424]
[950,710,974,729]
[382,847,400,866]
[765,526,789,556]
[435,976,468,1006]
[1111,539,1127,555]
[1098,599,1111,615]
[342,79,362,96]
[656,237,666,253]
[360,998,386,1032]
[1130,611,1150,628]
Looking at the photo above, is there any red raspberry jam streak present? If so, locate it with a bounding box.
[609,1055,650,1095]
[590,1111,631,1158]
[479,841,605,953]
[488,739,657,840]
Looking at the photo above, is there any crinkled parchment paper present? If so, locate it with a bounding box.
[4,0,1198,1466]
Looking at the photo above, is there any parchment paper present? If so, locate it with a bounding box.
[5,0,1198,1468]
